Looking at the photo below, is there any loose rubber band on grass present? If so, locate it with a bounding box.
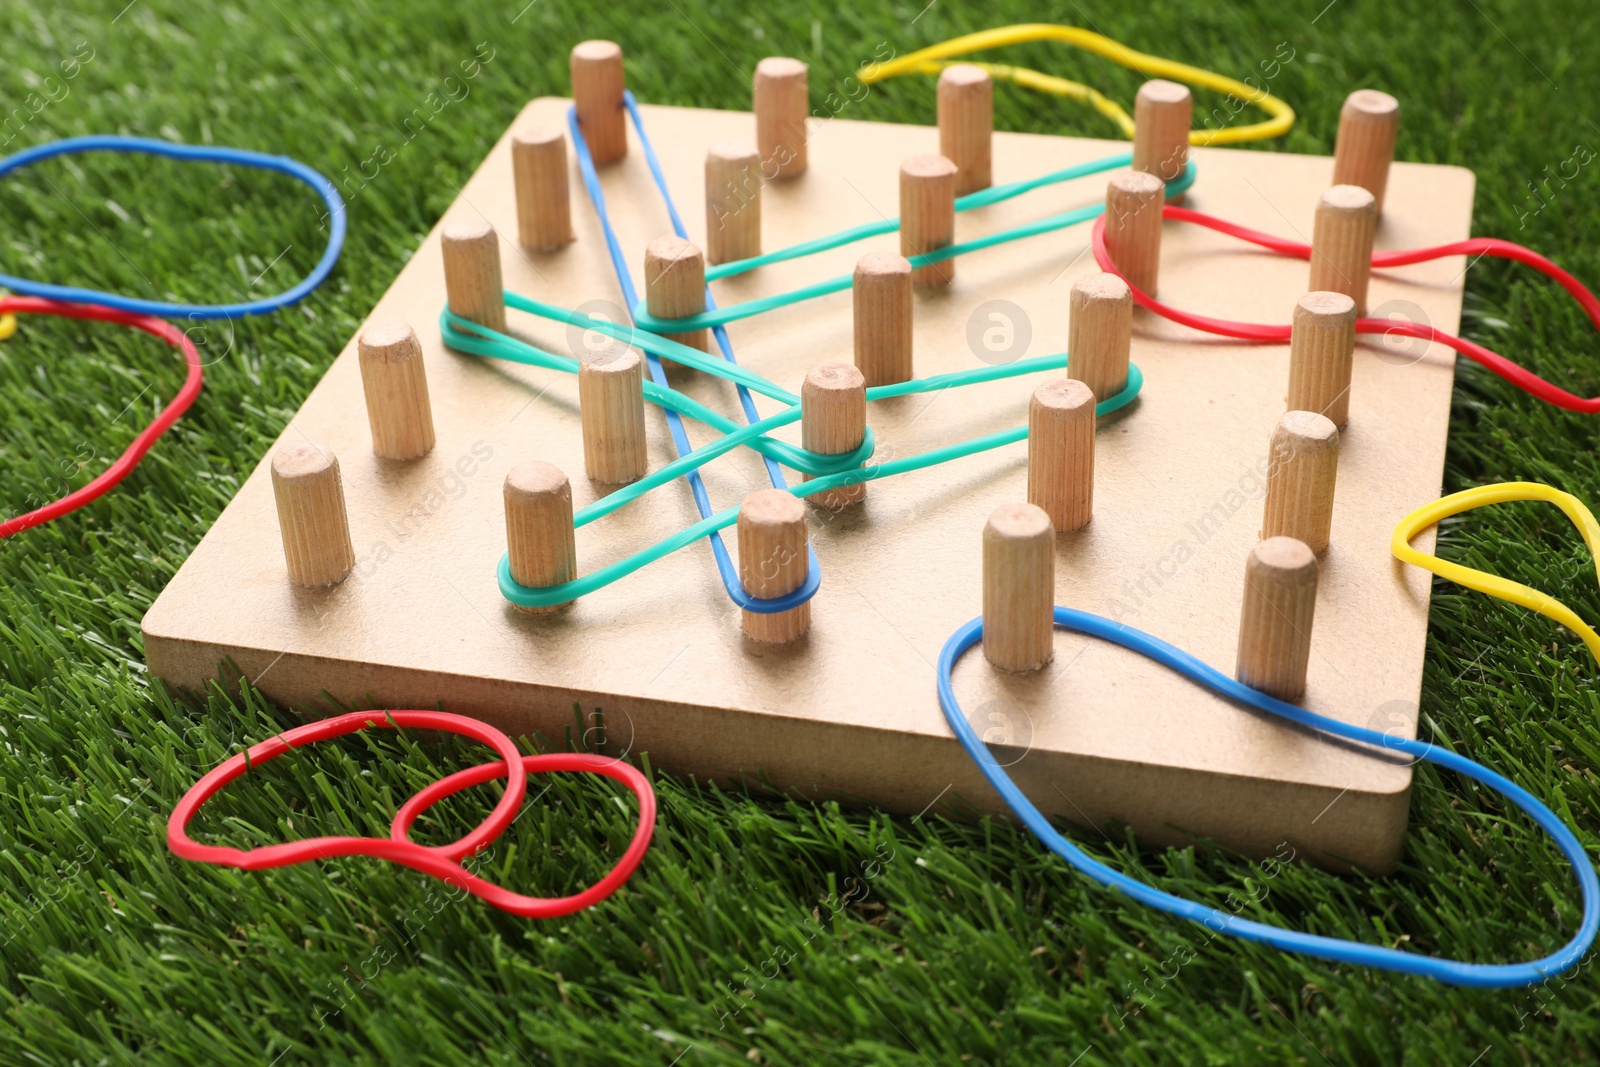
[1392,482,1600,663]
[0,296,203,539]
[937,607,1600,988]
[168,710,656,918]
[1090,207,1600,413]
[0,135,344,319]
[860,24,1295,146]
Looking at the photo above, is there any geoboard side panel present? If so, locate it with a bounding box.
[142,633,1408,871]
[144,97,1473,871]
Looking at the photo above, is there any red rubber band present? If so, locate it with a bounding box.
[390,753,657,918]
[0,296,204,538]
[1090,208,1600,413]
[167,709,527,869]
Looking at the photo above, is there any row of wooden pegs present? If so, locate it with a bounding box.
[267,40,1398,700]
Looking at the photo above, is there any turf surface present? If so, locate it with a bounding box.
[3,0,1600,1063]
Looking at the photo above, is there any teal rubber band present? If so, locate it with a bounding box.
[495,363,1141,609]
[637,159,1197,333]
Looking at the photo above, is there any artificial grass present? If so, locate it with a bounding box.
[2,0,1599,1062]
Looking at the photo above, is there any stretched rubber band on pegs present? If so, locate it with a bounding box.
[1089,207,1600,414]
[0,136,344,319]
[936,607,1599,988]
[859,24,1295,146]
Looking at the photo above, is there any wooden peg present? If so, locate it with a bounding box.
[1104,171,1165,295]
[1332,89,1400,215]
[982,502,1055,672]
[504,461,577,613]
[900,153,957,287]
[1308,184,1377,316]
[852,252,913,387]
[569,40,627,165]
[644,235,710,361]
[1235,536,1319,702]
[938,64,992,196]
[357,322,435,461]
[271,443,355,588]
[738,488,811,643]
[1027,379,1095,533]
[801,363,867,509]
[1066,272,1133,402]
[754,57,808,179]
[512,127,575,252]
[705,141,762,265]
[441,218,506,333]
[1263,411,1340,554]
[1132,79,1192,192]
[579,347,648,485]
[1287,291,1358,428]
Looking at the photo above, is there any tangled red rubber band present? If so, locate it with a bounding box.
[0,296,205,538]
[1090,206,1600,413]
[167,709,656,919]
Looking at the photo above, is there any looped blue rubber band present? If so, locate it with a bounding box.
[0,135,345,319]
[937,607,1600,988]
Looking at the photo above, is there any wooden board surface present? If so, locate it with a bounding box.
[143,97,1475,871]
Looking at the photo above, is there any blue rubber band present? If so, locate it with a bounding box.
[937,607,1600,988]
[567,97,818,614]
[0,135,345,319]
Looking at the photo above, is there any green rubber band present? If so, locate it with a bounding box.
[637,159,1196,333]
[702,151,1134,282]
[494,363,1142,609]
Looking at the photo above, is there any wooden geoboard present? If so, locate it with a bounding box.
[143,96,1475,872]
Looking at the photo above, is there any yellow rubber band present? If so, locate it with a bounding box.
[861,24,1295,146]
[0,313,15,341]
[1391,482,1600,666]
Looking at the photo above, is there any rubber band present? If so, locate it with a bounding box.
[0,135,344,319]
[168,710,656,918]
[860,24,1294,146]
[1392,482,1600,663]
[633,161,1197,335]
[566,95,822,615]
[0,296,203,539]
[1090,207,1600,414]
[937,607,1600,988]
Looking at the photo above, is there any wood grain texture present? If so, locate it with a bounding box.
[1027,379,1095,533]
[142,98,1477,872]
[899,154,956,287]
[706,141,762,265]
[852,252,913,387]
[271,443,355,587]
[1308,184,1378,316]
[358,322,436,461]
[512,127,575,252]
[570,40,626,165]
[504,460,576,613]
[739,488,810,642]
[982,502,1055,672]
[754,57,808,180]
[579,347,648,485]
[1066,272,1132,402]
[801,362,867,509]
[441,218,506,333]
[1104,170,1165,295]
[937,64,992,196]
[1286,291,1358,428]
[1332,89,1399,214]
[1235,536,1319,702]
[1132,79,1191,199]
[1262,411,1340,554]
[644,235,709,359]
